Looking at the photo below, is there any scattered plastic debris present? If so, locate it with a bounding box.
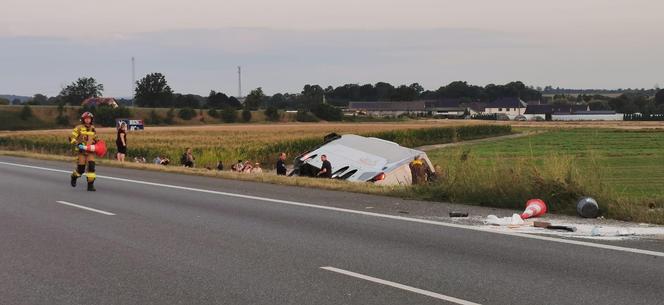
[486,214,525,226]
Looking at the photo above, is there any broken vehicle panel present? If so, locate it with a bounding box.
[292,133,435,185]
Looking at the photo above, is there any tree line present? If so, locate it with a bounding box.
[11,73,664,115]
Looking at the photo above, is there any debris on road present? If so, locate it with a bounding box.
[577,197,600,218]
[546,225,577,232]
[533,221,551,228]
[449,211,469,217]
[520,199,547,219]
[486,214,525,226]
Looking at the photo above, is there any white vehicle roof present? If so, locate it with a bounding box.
[301,134,434,182]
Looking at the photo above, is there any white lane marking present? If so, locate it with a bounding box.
[321,266,481,305]
[55,200,116,216]
[2,160,664,257]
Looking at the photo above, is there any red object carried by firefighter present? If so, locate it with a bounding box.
[79,140,107,157]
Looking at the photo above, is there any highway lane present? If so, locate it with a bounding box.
[0,156,662,305]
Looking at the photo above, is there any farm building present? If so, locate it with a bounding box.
[347,99,465,117]
[424,99,466,118]
[483,97,527,117]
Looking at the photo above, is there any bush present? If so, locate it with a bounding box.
[19,105,33,120]
[221,107,237,123]
[208,108,220,118]
[164,108,175,124]
[295,110,319,122]
[311,103,343,121]
[178,107,196,120]
[264,106,280,121]
[241,109,252,122]
[147,110,163,125]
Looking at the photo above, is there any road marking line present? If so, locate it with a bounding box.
[2,160,664,257]
[55,201,115,216]
[321,266,481,305]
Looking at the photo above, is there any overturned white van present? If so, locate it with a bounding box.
[291,133,435,185]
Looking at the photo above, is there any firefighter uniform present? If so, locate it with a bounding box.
[70,112,98,191]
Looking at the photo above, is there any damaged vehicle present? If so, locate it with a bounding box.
[291,133,435,185]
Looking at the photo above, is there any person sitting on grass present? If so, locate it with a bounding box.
[160,156,170,166]
[181,148,195,168]
[251,162,263,174]
[232,160,244,172]
[242,161,253,173]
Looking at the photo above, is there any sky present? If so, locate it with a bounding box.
[1,0,662,97]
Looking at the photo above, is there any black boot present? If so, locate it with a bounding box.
[87,180,96,192]
[71,175,78,187]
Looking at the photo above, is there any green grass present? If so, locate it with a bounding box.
[415,128,664,224]
[427,129,664,199]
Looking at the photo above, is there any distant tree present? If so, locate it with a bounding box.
[28,93,48,105]
[59,77,104,105]
[311,103,343,121]
[134,73,174,108]
[0,97,9,105]
[228,96,242,108]
[244,88,266,110]
[656,89,664,106]
[588,101,611,111]
[173,94,201,108]
[11,98,21,105]
[300,85,325,109]
[393,84,418,101]
[207,91,230,109]
[241,109,252,122]
[19,105,33,120]
[375,82,395,100]
[264,106,281,121]
[267,93,288,109]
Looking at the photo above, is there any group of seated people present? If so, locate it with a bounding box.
[230,160,263,174]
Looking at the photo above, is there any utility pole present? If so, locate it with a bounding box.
[238,66,242,98]
[131,57,136,106]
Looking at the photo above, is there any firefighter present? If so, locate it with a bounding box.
[70,112,98,191]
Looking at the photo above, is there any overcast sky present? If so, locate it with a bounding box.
[1,0,662,97]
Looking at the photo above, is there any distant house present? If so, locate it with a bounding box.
[484,97,527,116]
[465,102,487,115]
[347,101,426,116]
[81,97,119,108]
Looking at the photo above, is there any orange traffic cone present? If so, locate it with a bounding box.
[521,199,547,219]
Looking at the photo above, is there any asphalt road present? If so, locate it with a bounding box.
[1,156,662,305]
